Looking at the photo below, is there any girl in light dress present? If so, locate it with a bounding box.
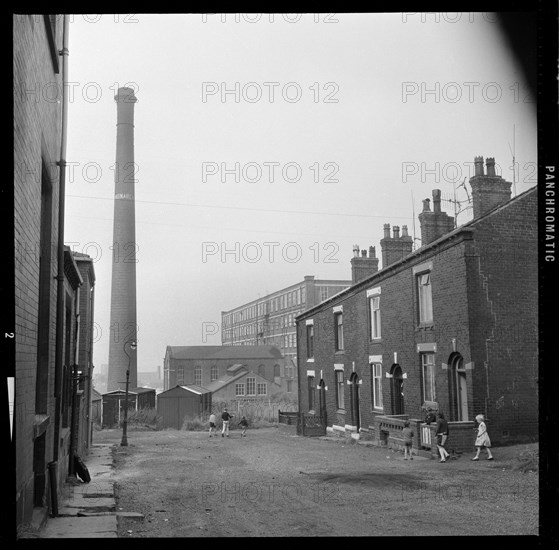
[472,414,493,461]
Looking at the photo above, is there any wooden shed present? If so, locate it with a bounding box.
[157,385,212,429]
[91,388,103,425]
[131,387,156,409]
[102,389,137,428]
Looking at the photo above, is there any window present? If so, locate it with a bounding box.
[273,364,280,378]
[371,363,383,410]
[307,324,314,358]
[335,313,344,351]
[418,272,433,323]
[235,383,245,396]
[211,365,218,381]
[308,376,316,411]
[247,377,256,396]
[370,296,381,339]
[320,287,328,302]
[177,366,185,385]
[194,366,202,386]
[258,364,265,377]
[286,380,293,393]
[257,383,267,395]
[422,353,436,402]
[335,369,345,410]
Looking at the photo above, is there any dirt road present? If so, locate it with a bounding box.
[92,427,538,537]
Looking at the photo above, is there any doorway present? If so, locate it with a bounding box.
[391,364,404,415]
[318,379,327,424]
[450,354,468,421]
[349,373,360,431]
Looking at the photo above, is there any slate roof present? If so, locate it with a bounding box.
[166,345,285,361]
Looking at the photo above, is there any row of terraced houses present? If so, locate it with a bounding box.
[14,15,97,532]
[295,159,538,450]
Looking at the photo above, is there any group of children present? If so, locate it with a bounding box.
[208,408,249,438]
[401,412,493,462]
[206,408,494,461]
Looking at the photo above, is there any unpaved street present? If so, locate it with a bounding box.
[92,427,538,537]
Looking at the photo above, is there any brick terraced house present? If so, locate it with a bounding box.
[14,15,97,532]
[296,157,537,451]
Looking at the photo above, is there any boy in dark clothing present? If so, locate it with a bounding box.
[402,420,414,460]
[436,412,450,462]
[221,408,233,437]
[239,416,249,437]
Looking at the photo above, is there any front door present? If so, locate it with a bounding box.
[318,380,326,423]
[349,373,360,431]
[453,355,468,421]
[391,365,404,415]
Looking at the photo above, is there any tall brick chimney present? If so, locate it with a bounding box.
[418,189,455,246]
[108,87,138,392]
[351,244,379,284]
[380,224,413,268]
[469,156,512,218]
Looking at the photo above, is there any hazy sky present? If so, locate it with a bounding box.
[62,13,537,372]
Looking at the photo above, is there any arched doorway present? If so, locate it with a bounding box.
[349,372,360,431]
[449,354,468,421]
[391,364,404,415]
[318,379,327,423]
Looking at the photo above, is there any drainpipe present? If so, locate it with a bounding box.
[87,284,95,446]
[53,13,70,465]
[50,14,69,517]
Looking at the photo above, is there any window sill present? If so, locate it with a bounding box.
[336,409,346,414]
[306,358,315,363]
[335,350,345,355]
[416,323,434,331]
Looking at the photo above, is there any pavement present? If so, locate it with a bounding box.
[29,443,142,538]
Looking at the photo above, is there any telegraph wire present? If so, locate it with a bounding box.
[65,194,414,221]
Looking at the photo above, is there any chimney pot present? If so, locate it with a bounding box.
[401,225,409,238]
[422,198,431,212]
[369,245,376,258]
[432,189,442,213]
[361,249,367,257]
[383,223,391,238]
[486,157,496,177]
[474,156,484,176]
[353,244,359,258]
[393,225,400,239]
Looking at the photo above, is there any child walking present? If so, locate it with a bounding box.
[238,416,249,437]
[402,420,414,460]
[435,412,450,463]
[221,408,233,437]
[472,414,493,461]
[208,413,217,437]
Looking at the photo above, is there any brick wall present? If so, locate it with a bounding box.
[14,14,64,527]
[168,357,285,387]
[466,190,538,443]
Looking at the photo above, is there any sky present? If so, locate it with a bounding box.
[62,13,537,373]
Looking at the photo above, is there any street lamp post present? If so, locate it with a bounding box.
[121,339,137,446]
